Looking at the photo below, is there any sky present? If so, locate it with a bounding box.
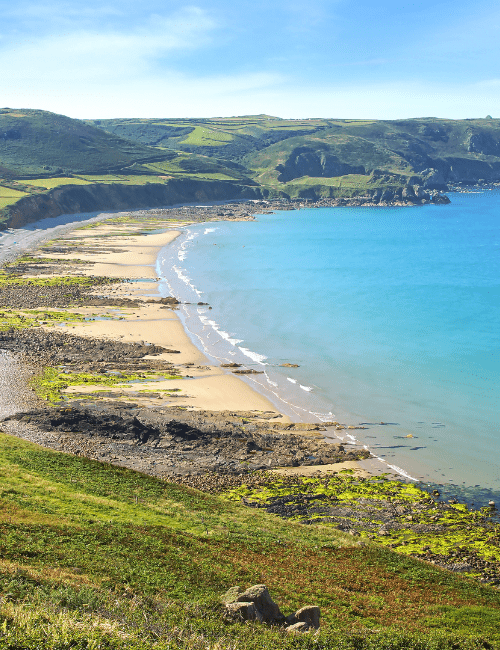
[1,0,499,119]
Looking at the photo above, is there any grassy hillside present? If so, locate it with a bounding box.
[93,115,500,193]
[0,108,170,177]
[3,109,500,226]
[2,432,500,649]
[0,109,260,226]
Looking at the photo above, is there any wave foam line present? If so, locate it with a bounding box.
[238,347,268,365]
[172,265,202,297]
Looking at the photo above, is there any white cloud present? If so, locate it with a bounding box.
[0,6,217,84]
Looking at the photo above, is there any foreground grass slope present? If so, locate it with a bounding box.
[1,432,500,648]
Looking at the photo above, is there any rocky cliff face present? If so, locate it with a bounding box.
[276,146,365,182]
[1,179,267,230]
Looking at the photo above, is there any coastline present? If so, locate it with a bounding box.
[2,200,500,587]
[0,201,372,478]
[152,194,500,506]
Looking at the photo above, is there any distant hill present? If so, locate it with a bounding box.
[3,109,500,228]
[91,114,500,190]
[0,108,169,177]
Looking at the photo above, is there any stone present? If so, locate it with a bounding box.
[401,186,415,199]
[295,605,320,629]
[221,585,243,604]
[225,602,262,622]
[237,584,284,623]
[286,622,310,634]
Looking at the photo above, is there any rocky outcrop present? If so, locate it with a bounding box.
[276,146,365,182]
[3,400,369,477]
[444,157,500,184]
[223,585,320,632]
[465,131,500,155]
[0,178,267,230]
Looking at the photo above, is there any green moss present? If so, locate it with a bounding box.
[0,309,87,331]
[31,367,181,403]
[0,274,116,287]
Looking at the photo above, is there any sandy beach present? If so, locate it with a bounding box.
[0,204,374,479]
[37,218,288,415]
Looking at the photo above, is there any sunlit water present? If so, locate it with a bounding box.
[157,192,500,506]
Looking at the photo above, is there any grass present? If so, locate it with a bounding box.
[182,127,234,146]
[23,177,93,189]
[0,187,29,209]
[1,433,500,648]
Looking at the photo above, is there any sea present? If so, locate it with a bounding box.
[156,190,500,508]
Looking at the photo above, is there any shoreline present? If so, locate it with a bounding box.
[0,200,372,479]
[150,194,500,507]
[3,195,493,493]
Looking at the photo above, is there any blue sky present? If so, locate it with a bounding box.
[1,0,499,119]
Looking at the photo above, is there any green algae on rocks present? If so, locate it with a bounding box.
[221,472,500,583]
[0,309,88,331]
[31,367,181,403]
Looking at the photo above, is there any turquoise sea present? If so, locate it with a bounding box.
[157,191,500,506]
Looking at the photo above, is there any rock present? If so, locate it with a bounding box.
[413,185,430,200]
[280,363,299,368]
[221,363,241,368]
[221,586,244,604]
[232,369,264,374]
[431,193,451,204]
[236,584,284,623]
[225,602,262,622]
[295,605,320,629]
[402,186,415,200]
[286,622,310,634]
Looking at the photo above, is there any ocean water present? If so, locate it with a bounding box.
[157,191,500,505]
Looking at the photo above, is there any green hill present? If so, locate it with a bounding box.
[4,109,500,228]
[0,108,169,177]
[0,109,260,226]
[92,115,500,191]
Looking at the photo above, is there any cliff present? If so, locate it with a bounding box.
[0,178,269,230]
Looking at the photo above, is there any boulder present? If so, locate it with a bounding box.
[286,622,310,634]
[225,602,262,622]
[237,584,284,623]
[295,605,321,629]
[221,586,244,604]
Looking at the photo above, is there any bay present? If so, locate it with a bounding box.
[157,191,500,506]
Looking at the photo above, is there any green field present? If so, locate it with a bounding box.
[0,187,28,209]
[25,177,92,189]
[182,126,234,146]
